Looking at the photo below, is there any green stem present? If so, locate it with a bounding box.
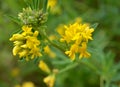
[100,76,104,87]
[100,76,110,87]
[80,60,100,74]
[58,62,78,74]
[43,0,48,12]
[58,59,98,74]
[42,29,66,54]
[105,79,110,87]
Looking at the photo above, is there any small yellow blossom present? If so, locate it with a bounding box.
[39,60,51,74]
[49,35,56,41]
[22,82,35,87]
[52,69,59,74]
[9,34,25,41]
[60,23,80,43]
[14,82,35,87]
[44,74,55,87]
[78,42,91,58]
[58,22,94,60]
[22,26,33,35]
[10,25,42,60]
[44,45,56,58]
[65,44,79,60]
[75,17,82,23]
[47,0,61,15]
[56,24,65,36]
[45,35,56,43]
[47,0,57,9]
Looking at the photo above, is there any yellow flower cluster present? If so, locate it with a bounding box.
[39,60,56,87]
[59,22,94,60]
[10,26,42,61]
[39,60,51,74]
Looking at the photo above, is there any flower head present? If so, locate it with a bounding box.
[44,74,55,87]
[18,7,47,26]
[58,22,94,60]
[22,82,35,87]
[10,25,42,60]
[56,24,65,36]
[14,81,35,87]
[39,60,51,74]
[78,42,91,58]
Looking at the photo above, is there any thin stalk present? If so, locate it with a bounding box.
[42,29,65,53]
[58,62,78,74]
[58,59,100,74]
[37,0,40,10]
[105,79,110,87]
[32,0,35,10]
[43,0,48,12]
[80,60,100,74]
[100,76,104,87]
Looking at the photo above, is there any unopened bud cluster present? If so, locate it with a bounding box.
[18,7,47,27]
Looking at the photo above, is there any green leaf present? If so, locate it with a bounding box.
[90,23,99,29]
[114,61,120,70]
[24,0,33,9]
[36,0,40,10]
[112,71,120,82]
[7,15,21,25]
[43,0,48,12]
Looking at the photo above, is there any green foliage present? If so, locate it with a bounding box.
[0,0,120,87]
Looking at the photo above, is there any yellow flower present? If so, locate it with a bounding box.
[47,0,57,9]
[22,26,32,33]
[44,74,55,87]
[10,25,42,60]
[30,47,42,59]
[39,60,51,74]
[13,46,22,56]
[56,24,65,36]
[75,17,82,23]
[22,82,35,87]
[63,23,94,43]
[26,36,40,49]
[44,45,56,58]
[49,35,56,41]
[58,22,94,60]
[78,42,91,58]
[15,81,35,87]
[18,49,29,58]
[65,44,79,60]
[9,34,25,41]
[60,23,79,43]
[47,0,61,15]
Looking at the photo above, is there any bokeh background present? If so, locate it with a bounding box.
[0,0,120,87]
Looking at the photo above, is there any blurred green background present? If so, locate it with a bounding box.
[0,0,120,87]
